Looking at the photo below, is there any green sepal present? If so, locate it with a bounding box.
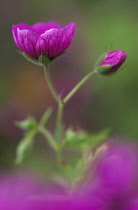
[96,65,112,75]
[95,53,106,67]
[38,54,51,65]
[17,50,42,66]
[65,51,75,55]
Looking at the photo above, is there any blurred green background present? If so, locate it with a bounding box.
[0,0,138,172]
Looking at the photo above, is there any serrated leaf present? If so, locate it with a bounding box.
[62,129,86,148]
[85,129,110,147]
[62,128,110,149]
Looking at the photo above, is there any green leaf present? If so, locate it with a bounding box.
[62,129,86,148]
[39,107,53,126]
[15,117,37,131]
[62,165,76,180]
[15,138,33,164]
[15,130,36,164]
[62,159,84,182]
[87,129,110,147]
[62,128,110,149]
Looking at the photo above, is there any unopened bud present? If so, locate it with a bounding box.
[96,50,127,75]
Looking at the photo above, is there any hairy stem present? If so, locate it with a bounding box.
[38,126,57,150]
[55,103,64,143]
[63,70,96,104]
[43,65,61,104]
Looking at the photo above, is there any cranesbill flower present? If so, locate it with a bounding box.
[1,141,138,210]
[0,174,47,210]
[85,141,138,210]
[97,50,127,75]
[0,174,94,210]
[12,22,76,60]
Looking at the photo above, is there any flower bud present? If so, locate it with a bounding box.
[96,50,127,75]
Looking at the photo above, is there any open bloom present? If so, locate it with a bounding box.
[97,50,127,75]
[12,22,76,60]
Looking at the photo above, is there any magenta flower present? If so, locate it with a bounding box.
[97,50,127,75]
[12,22,76,60]
[0,173,93,210]
[0,174,47,210]
[86,141,138,210]
[1,141,138,210]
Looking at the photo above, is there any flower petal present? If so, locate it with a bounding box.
[101,51,125,66]
[58,22,76,55]
[37,22,76,58]
[16,29,40,58]
[96,143,138,192]
[100,50,127,73]
[32,22,61,35]
[12,23,32,33]
[12,25,30,50]
[62,22,76,39]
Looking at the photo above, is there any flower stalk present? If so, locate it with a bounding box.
[43,65,61,104]
[43,65,97,169]
[43,64,64,143]
[38,126,57,150]
[55,103,64,143]
[63,70,96,104]
[43,64,64,168]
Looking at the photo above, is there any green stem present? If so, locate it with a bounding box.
[57,147,62,170]
[39,126,63,171]
[42,65,96,174]
[63,70,96,104]
[38,126,57,150]
[55,103,64,142]
[43,64,64,145]
[43,65,61,104]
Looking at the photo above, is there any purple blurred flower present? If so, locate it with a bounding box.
[1,141,138,210]
[12,22,76,59]
[97,50,127,75]
[0,173,92,210]
[85,141,138,210]
[0,174,47,210]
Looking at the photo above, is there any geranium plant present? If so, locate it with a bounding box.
[7,21,137,210]
[12,21,127,181]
